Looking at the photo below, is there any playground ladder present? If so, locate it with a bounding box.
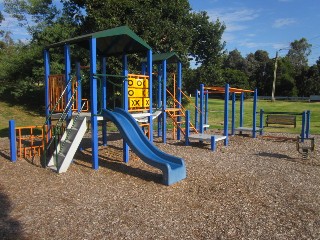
[47,115,87,173]
[166,89,198,137]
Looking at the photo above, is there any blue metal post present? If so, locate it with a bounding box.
[9,120,17,162]
[224,84,229,146]
[211,136,216,151]
[44,49,50,118]
[102,56,107,146]
[306,110,310,138]
[205,90,209,130]
[157,64,162,137]
[147,49,153,142]
[64,44,72,120]
[90,38,99,170]
[240,92,244,127]
[301,111,306,141]
[260,109,264,135]
[162,60,167,143]
[195,89,199,130]
[177,62,182,140]
[185,110,190,146]
[200,84,204,133]
[231,93,236,135]
[252,89,257,138]
[76,61,82,113]
[122,54,129,163]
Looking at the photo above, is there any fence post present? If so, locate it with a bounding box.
[9,120,17,162]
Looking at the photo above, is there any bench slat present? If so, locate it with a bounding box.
[266,115,296,128]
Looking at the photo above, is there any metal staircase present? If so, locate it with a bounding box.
[166,89,198,136]
[43,75,87,173]
[47,115,87,173]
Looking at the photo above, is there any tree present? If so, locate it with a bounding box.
[286,38,312,73]
[223,49,246,72]
[4,0,60,38]
[244,50,272,95]
[0,11,4,37]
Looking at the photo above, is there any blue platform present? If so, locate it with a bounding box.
[102,108,186,185]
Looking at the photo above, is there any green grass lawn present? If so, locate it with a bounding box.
[1,98,319,138]
[186,98,320,135]
[0,101,45,137]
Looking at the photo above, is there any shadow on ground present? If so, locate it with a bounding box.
[0,189,26,239]
[73,142,163,185]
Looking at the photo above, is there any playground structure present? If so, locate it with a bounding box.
[189,83,260,150]
[9,26,187,185]
[140,52,199,143]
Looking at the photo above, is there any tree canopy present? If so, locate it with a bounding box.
[0,0,319,106]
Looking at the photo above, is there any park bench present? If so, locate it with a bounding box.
[266,114,296,128]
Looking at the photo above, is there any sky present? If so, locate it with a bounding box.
[0,0,319,65]
[189,0,320,65]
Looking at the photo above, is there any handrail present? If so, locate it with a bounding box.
[44,75,75,125]
[42,74,80,167]
[178,87,202,114]
[166,89,187,113]
[166,88,198,134]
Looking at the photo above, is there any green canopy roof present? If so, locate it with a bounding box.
[47,26,152,56]
[142,52,181,64]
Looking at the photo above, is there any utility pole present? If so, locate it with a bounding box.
[271,50,279,102]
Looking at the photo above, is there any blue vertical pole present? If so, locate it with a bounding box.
[177,62,182,140]
[240,92,244,128]
[252,89,257,138]
[64,44,72,119]
[147,49,153,142]
[205,90,209,130]
[102,56,107,146]
[44,49,50,119]
[9,120,17,162]
[162,60,167,143]
[185,110,190,146]
[199,84,204,133]
[301,111,306,141]
[122,54,129,163]
[231,92,236,135]
[211,136,216,151]
[44,49,51,145]
[157,64,162,137]
[224,84,229,146]
[195,89,199,130]
[76,61,82,113]
[260,109,264,135]
[306,110,310,138]
[90,38,99,170]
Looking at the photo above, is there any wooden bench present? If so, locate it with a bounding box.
[266,114,296,128]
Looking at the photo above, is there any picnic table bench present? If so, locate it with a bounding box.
[266,114,296,128]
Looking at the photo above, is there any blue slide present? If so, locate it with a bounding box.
[102,108,186,185]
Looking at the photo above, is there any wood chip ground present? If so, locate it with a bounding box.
[0,131,319,239]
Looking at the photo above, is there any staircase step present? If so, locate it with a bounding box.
[59,140,72,155]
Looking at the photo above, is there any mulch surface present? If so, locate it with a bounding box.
[0,131,319,239]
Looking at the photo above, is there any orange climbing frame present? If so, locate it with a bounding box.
[15,125,48,158]
[48,74,89,112]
